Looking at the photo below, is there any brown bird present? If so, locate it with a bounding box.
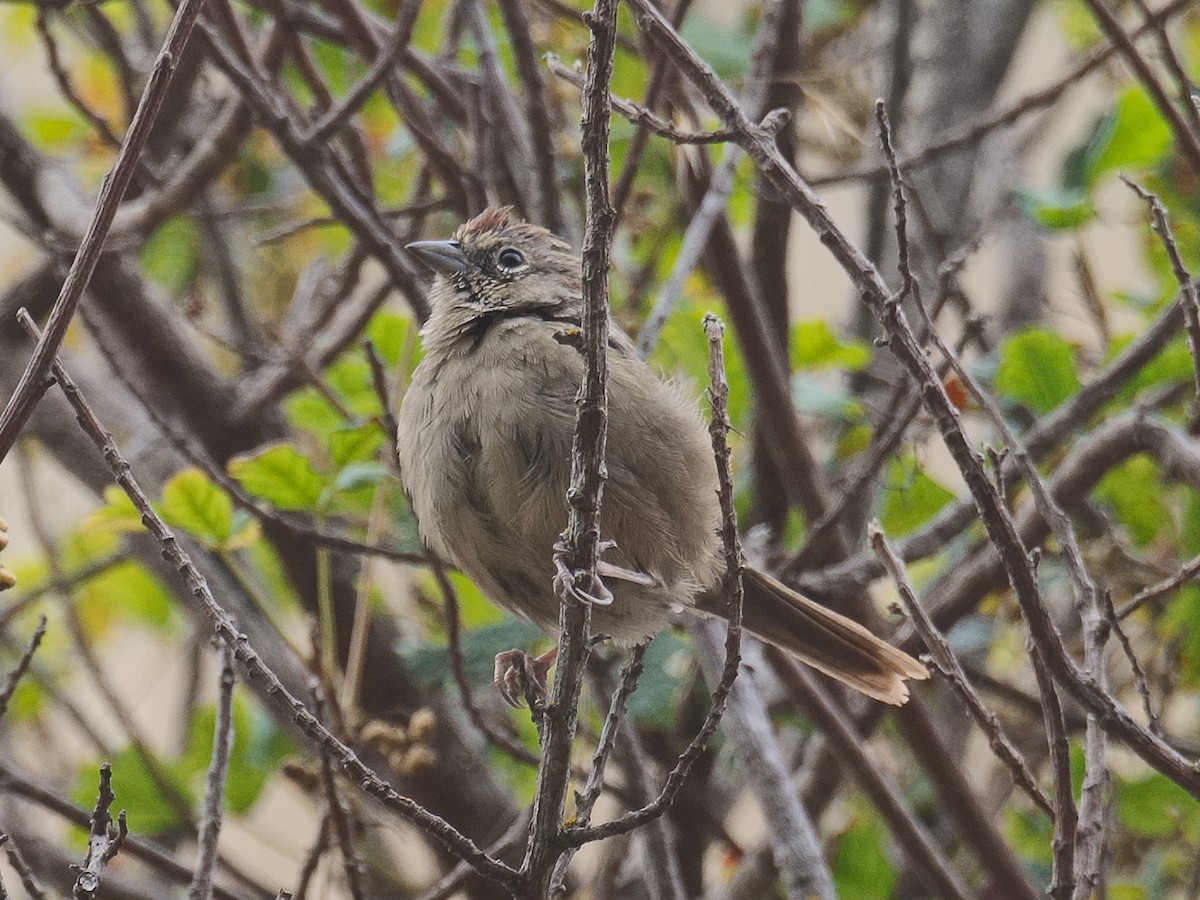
[396,208,927,706]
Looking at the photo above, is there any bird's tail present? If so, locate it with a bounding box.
[698,566,928,705]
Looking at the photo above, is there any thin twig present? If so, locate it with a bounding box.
[1122,177,1200,413]
[1102,591,1161,736]
[496,0,566,234]
[1117,550,1200,619]
[548,643,649,888]
[433,557,540,766]
[0,832,47,900]
[302,0,423,145]
[189,641,237,900]
[547,54,744,147]
[313,689,365,900]
[869,525,1054,818]
[0,615,46,724]
[877,100,1103,895]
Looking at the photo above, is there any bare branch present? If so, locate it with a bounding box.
[189,641,237,900]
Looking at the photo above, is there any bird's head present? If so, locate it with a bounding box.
[407,208,581,330]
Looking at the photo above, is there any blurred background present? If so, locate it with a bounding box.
[1,0,1199,897]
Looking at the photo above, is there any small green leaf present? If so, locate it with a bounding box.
[880,457,956,536]
[1084,86,1173,186]
[1115,771,1198,838]
[180,696,296,814]
[995,328,1081,413]
[790,319,871,371]
[229,444,326,511]
[84,485,144,535]
[160,469,233,547]
[1015,187,1096,230]
[364,311,413,368]
[1161,585,1200,688]
[284,388,345,440]
[326,355,382,418]
[833,808,896,900]
[329,422,386,468]
[140,216,200,295]
[77,561,176,630]
[333,461,389,493]
[1096,456,1166,548]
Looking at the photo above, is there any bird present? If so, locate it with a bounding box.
[396,207,927,707]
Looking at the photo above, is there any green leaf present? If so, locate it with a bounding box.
[995,328,1081,413]
[84,486,143,535]
[179,696,296,814]
[627,632,690,729]
[364,311,414,368]
[326,355,382,418]
[1096,456,1167,548]
[140,216,200,295]
[833,809,896,900]
[160,469,233,547]
[400,618,546,688]
[229,445,326,511]
[333,461,389,493]
[1083,86,1173,186]
[1161,584,1200,687]
[1004,805,1054,867]
[77,560,175,630]
[1116,771,1199,838]
[790,319,871,371]
[880,456,956,537]
[329,422,386,468]
[284,387,345,441]
[1015,187,1096,230]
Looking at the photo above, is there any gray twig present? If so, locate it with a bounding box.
[189,641,237,900]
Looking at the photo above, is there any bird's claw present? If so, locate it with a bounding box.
[552,539,616,606]
[493,647,558,709]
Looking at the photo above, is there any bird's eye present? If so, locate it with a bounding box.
[497,248,526,270]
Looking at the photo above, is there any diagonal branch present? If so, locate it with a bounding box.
[0,0,211,463]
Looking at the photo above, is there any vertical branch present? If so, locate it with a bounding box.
[521,0,619,892]
[562,313,745,849]
[188,641,236,900]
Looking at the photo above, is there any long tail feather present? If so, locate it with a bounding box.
[699,567,927,705]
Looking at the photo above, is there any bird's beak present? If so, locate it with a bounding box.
[406,239,469,276]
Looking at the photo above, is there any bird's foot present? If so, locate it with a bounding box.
[552,539,615,606]
[494,646,559,709]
